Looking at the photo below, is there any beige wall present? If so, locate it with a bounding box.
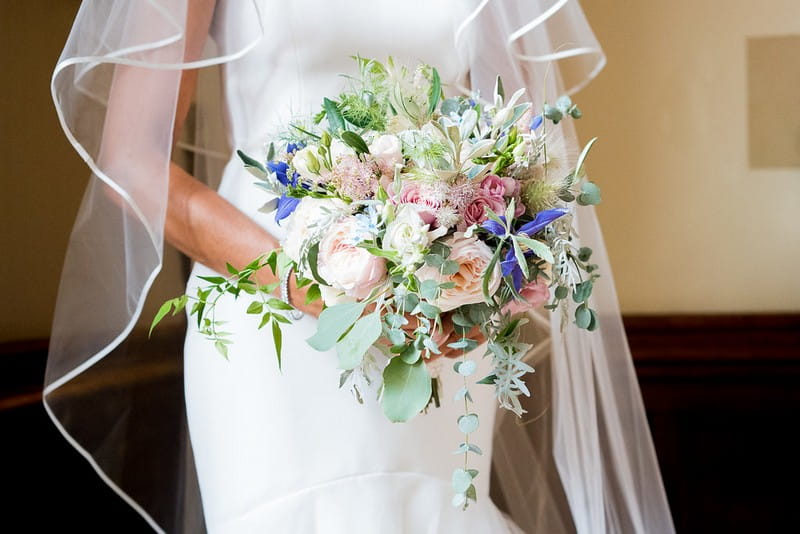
[578,0,800,313]
[1,1,798,342]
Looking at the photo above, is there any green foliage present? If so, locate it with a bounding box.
[381,357,432,422]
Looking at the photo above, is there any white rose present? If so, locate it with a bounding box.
[382,204,431,269]
[282,196,348,263]
[318,284,357,307]
[369,134,403,169]
[292,146,320,179]
[415,233,501,312]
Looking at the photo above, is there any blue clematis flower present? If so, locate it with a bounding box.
[267,161,290,186]
[482,208,569,290]
[274,194,300,225]
[530,113,543,131]
[517,208,569,237]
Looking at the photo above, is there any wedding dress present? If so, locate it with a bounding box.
[183,1,523,531]
[47,1,675,533]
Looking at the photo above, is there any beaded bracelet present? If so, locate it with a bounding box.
[280,265,305,321]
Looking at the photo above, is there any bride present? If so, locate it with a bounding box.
[46,1,675,532]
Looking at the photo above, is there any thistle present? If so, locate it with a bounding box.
[520,178,559,214]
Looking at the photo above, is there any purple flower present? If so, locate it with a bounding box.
[517,208,569,237]
[275,194,300,225]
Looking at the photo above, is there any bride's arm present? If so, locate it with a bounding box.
[163,1,322,316]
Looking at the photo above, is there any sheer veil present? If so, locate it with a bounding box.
[455,2,674,533]
[47,1,673,532]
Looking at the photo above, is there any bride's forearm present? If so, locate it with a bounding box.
[165,162,322,316]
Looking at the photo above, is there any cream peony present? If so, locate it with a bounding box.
[317,216,387,299]
[382,204,432,269]
[368,134,403,170]
[415,233,501,312]
[282,197,348,263]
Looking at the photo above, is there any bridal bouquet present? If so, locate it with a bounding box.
[152,57,601,507]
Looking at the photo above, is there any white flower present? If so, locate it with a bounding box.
[292,146,320,178]
[282,197,348,263]
[382,204,431,269]
[368,134,403,169]
[329,138,351,162]
[319,284,357,307]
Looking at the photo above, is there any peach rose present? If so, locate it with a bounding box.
[317,216,387,299]
[502,279,550,316]
[415,233,502,312]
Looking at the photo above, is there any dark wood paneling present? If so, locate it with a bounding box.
[2,315,799,532]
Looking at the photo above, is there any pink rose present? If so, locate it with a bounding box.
[415,233,502,312]
[398,182,439,225]
[317,216,387,299]
[480,174,506,197]
[502,279,550,316]
[500,177,520,197]
[462,190,506,226]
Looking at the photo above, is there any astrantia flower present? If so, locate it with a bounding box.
[330,155,381,201]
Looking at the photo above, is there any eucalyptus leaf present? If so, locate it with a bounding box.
[458,413,480,434]
[381,357,432,422]
[452,469,473,493]
[306,301,366,351]
[336,312,382,370]
[420,279,440,301]
[455,359,477,376]
[577,181,602,206]
[575,305,592,329]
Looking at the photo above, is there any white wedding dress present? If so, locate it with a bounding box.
[183,1,520,532]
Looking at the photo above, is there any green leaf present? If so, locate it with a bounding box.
[267,297,294,311]
[416,302,441,319]
[588,308,600,331]
[452,469,473,493]
[514,236,555,264]
[554,286,569,300]
[511,237,530,280]
[246,301,263,314]
[543,103,563,124]
[428,67,441,116]
[448,339,479,352]
[336,312,382,370]
[454,359,477,376]
[214,340,229,360]
[305,284,322,305]
[399,344,421,364]
[272,320,283,369]
[429,242,451,258]
[149,299,174,337]
[572,280,594,303]
[307,301,366,351]
[555,95,573,113]
[386,328,406,346]
[323,97,345,133]
[381,357,432,422]
[197,275,226,285]
[340,130,370,155]
[577,181,602,206]
[476,374,497,385]
[494,75,505,101]
[458,413,480,434]
[306,242,328,285]
[574,137,597,179]
[575,304,592,329]
[236,149,267,178]
[482,245,503,302]
[420,279,440,301]
[258,312,271,329]
[424,254,444,268]
[440,260,460,276]
[578,247,593,262]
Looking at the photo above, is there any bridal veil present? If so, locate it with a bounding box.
[47,1,674,532]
